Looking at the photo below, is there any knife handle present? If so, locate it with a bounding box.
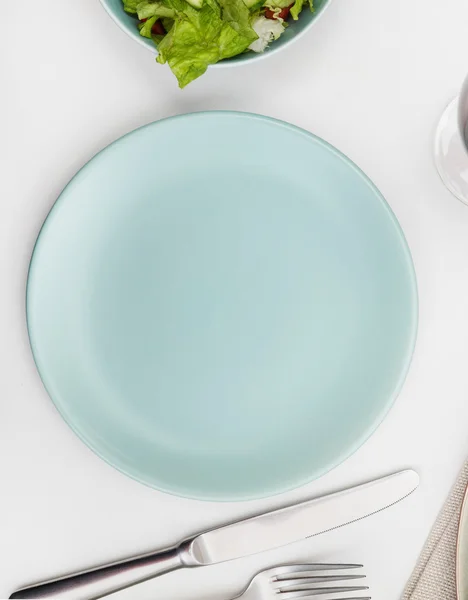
[9,542,196,600]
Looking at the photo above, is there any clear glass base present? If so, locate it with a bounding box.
[434,97,468,206]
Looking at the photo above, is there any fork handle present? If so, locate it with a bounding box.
[9,543,194,600]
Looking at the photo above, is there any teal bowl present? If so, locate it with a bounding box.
[99,0,332,67]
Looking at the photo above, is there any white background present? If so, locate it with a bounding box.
[3,0,468,598]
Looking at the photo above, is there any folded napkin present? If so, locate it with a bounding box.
[402,462,468,600]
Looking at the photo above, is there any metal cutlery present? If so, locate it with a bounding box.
[10,470,416,600]
[226,563,369,600]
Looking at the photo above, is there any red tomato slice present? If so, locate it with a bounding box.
[265,5,292,19]
[140,18,166,35]
[151,20,166,35]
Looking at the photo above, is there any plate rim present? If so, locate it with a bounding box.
[26,111,419,501]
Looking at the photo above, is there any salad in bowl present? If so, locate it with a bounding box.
[113,0,328,87]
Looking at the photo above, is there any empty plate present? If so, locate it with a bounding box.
[27,112,418,500]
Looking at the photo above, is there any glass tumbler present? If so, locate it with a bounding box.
[435,73,468,205]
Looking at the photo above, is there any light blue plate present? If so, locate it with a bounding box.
[27,112,418,501]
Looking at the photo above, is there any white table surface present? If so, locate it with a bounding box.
[3,1,468,598]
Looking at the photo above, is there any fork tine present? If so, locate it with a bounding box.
[276,575,366,589]
[275,575,366,585]
[278,586,369,599]
[259,563,369,600]
[274,564,363,577]
[276,573,365,581]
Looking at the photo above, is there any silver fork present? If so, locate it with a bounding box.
[228,564,370,600]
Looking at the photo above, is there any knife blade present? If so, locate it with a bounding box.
[10,470,418,600]
[189,469,419,564]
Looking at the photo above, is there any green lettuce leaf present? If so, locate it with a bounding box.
[136,3,175,41]
[290,0,313,20]
[122,0,140,14]
[263,0,292,9]
[122,0,260,87]
[156,0,255,87]
[137,1,176,19]
[123,0,175,17]
[289,0,302,19]
[138,15,157,36]
[161,16,175,31]
[217,0,257,40]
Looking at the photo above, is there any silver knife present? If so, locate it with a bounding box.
[10,470,418,600]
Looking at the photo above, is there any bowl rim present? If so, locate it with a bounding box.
[98,0,334,68]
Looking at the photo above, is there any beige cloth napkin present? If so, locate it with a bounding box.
[402,462,468,600]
